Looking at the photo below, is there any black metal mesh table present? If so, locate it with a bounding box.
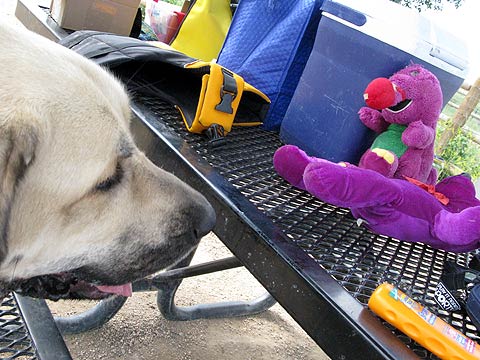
[14,3,479,356]
[131,92,478,360]
[0,294,36,359]
[0,293,71,360]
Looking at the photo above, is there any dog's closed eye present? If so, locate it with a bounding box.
[95,163,123,192]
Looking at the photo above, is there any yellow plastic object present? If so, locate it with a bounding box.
[170,0,232,61]
[177,61,267,134]
[368,283,480,360]
[371,148,395,164]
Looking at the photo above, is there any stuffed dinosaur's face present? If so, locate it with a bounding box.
[381,64,443,127]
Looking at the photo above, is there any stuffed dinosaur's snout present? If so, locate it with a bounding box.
[363,77,406,110]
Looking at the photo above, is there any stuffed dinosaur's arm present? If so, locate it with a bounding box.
[358,107,389,133]
[402,120,435,149]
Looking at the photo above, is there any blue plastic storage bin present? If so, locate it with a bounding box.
[280,0,468,164]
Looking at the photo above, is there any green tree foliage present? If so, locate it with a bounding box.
[390,0,463,11]
[162,0,184,5]
[435,120,480,180]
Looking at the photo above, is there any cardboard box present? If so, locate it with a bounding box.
[50,0,141,36]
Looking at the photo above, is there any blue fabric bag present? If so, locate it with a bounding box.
[217,0,324,131]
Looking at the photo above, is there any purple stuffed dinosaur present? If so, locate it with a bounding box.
[273,64,479,252]
[273,145,480,252]
[358,64,442,184]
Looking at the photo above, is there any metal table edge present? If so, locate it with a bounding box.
[14,294,72,360]
[15,0,69,42]
[130,103,419,360]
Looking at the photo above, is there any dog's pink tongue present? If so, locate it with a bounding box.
[96,283,132,297]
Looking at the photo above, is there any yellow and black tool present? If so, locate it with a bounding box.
[369,283,480,360]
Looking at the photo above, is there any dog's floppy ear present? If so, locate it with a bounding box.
[0,125,38,262]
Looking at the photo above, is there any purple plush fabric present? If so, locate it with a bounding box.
[273,145,480,252]
[358,64,443,184]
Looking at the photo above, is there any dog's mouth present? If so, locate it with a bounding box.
[10,273,132,301]
[386,99,412,113]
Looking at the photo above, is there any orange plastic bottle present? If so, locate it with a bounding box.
[368,282,480,360]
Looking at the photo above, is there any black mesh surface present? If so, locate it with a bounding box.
[132,92,478,359]
[0,294,36,359]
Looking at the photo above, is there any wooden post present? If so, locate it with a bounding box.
[181,0,191,13]
[436,77,480,154]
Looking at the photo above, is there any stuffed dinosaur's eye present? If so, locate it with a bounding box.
[410,70,420,77]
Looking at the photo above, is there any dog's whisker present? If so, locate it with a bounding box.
[123,60,148,87]
[9,256,19,284]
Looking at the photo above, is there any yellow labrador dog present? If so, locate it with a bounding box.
[0,19,215,300]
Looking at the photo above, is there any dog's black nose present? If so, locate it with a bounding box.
[194,201,216,238]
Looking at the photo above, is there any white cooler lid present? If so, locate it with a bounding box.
[324,0,469,78]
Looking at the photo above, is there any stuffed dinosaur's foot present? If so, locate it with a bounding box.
[359,148,398,178]
[433,207,480,252]
[436,174,480,212]
[273,145,318,190]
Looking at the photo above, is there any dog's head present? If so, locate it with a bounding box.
[0,21,215,300]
